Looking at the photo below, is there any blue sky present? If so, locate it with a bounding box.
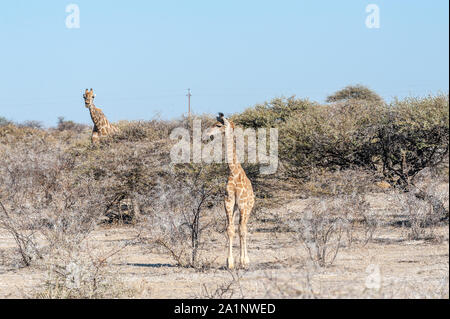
[0,0,448,127]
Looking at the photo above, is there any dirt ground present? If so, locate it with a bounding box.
[0,194,448,299]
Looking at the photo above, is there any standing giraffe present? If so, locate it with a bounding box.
[205,113,255,269]
[83,88,119,143]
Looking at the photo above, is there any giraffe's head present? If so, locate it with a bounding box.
[83,88,96,108]
[204,112,234,140]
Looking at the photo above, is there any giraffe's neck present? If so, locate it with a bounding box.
[225,126,242,175]
[89,104,106,128]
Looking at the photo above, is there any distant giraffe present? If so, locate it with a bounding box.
[83,88,118,143]
[205,113,255,269]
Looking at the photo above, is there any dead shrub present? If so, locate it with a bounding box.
[113,121,149,142]
[395,192,441,241]
[18,120,44,130]
[342,193,377,245]
[0,131,114,268]
[286,199,348,267]
[143,164,225,269]
[262,263,317,298]
[301,168,383,197]
[199,270,245,299]
[0,202,43,267]
[112,119,179,143]
[284,193,375,266]
[34,237,134,299]
[56,117,88,134]
[0,135,132,297]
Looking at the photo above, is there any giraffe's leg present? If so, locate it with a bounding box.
[238,190,254,269]
[225,193,236,270]
[239,206,250,268]
[92,130,100,144]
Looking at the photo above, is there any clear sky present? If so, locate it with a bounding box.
[0,0,448,127]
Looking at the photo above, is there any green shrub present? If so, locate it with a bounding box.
[232,93,448,186]
[232,96,315,129]
[278,100,385,177]
[378,94,449,185]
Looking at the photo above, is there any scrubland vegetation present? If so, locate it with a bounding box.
[0,86,448,298]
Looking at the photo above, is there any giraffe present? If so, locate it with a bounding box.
[205,113,255,269]
[82,89,137,221]
[83,88,119,143]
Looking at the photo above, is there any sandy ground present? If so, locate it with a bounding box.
[0,194,448,299]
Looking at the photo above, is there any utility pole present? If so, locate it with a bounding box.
[186,88,192,119]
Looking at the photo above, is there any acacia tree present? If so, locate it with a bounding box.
[378,95,449,186]
[326,84,384,104]
[378,95,449,221]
